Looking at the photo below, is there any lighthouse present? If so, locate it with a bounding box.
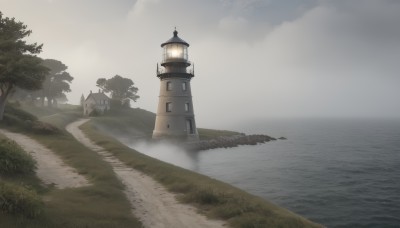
[152,30,199,141]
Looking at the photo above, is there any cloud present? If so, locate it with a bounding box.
[129,0,160,17]
[1,0,399,126]
[193,0,400,123]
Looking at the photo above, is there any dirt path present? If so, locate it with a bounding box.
[66,119,226,228]
[0,129,89,189]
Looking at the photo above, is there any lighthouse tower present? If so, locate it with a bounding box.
[152,30,199,141]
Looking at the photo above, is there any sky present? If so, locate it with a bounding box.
[1,0,400,128]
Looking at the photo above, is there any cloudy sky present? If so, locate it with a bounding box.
[1,0,399,127]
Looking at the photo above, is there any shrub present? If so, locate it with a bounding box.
[4,104,37,122]
[31,121,60,134]
[0,182,43,218]
[2,114,23,126]
[183,187,223,205]
[1,103,61,134]
[110,98,122,110]
[0,138,36,175]
[89,108,99,117]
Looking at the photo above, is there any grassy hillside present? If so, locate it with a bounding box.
[197,128,242,140]
[81,109,323,228]
[90,108,156,139]
[81,121,322,228]
[0,104,141,228]
[90,107,241,140]
[1,104,322,227]
[19,103,79,118]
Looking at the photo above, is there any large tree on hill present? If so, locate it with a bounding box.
[96,75,139,107]
[40,59,73,107]
[0,12,48,120]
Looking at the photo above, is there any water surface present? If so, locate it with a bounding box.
[130,119,400,227]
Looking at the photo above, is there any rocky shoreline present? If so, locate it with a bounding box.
[185,134,280,151]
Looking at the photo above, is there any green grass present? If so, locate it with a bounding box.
[19,104,61,118]
[0,104,321,227]
[0,106,142,228]
[90,107,156,138]
[81,121,323,228]
[197,128,243,140]
[0,137,36,175]
[39,110,82,129]
[90,107,243,141]
[0,181,43,218]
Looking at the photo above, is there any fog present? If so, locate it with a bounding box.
[1,0,400,128]
[130,141,200,171]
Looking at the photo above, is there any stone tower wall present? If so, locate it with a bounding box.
[152,77,198,140]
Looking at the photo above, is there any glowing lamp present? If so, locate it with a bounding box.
[161,30,189,63]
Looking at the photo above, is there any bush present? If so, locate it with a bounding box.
[4,104,37,122]
[0,182,43,218]
[2,114,24,126]
[89,108,99,117]
[0,138,36,175]
[1,103,61,134]
[183,187,223,205]
[31,121,60,134]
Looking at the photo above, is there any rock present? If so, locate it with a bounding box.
[185,134,277,151]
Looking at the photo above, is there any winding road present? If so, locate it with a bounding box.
[0,129,89,189]
[66,119,226,228]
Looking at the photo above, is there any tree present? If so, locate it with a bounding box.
[55,93,68,105]
[80,94,85,107]
[96,75,139,107]
[40,59,73,108]
[0,12,48,120]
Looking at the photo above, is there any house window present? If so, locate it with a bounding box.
[185,102,190,112]
[166,81,172,91]
[182,82,187,91]
[166,102,172,112]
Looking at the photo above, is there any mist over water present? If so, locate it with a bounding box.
[129,141,199,171]
[127,118,400,228]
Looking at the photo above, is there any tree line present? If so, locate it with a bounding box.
[94,75,139,109]
[0,11,74,119]
[11,59,74,108]
[0,11,140,120]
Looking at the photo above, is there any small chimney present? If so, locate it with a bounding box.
[90,90,92,94]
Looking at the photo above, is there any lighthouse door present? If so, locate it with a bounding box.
[186,119,194,134]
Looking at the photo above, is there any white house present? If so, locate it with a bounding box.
[83,90,110,116]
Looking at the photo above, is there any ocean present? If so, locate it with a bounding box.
[129,118,400,228]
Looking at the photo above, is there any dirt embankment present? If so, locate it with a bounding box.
[66,119,226,228]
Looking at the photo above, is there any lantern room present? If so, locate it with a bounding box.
[161,30,190,65]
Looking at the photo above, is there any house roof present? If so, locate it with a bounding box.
[86,92,110,103]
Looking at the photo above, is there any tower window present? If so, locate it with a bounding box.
[185,102,190,112]
[186,119,194,134]
[166,81,172,91]
[166,102,172,112]
[182,82,187,91]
